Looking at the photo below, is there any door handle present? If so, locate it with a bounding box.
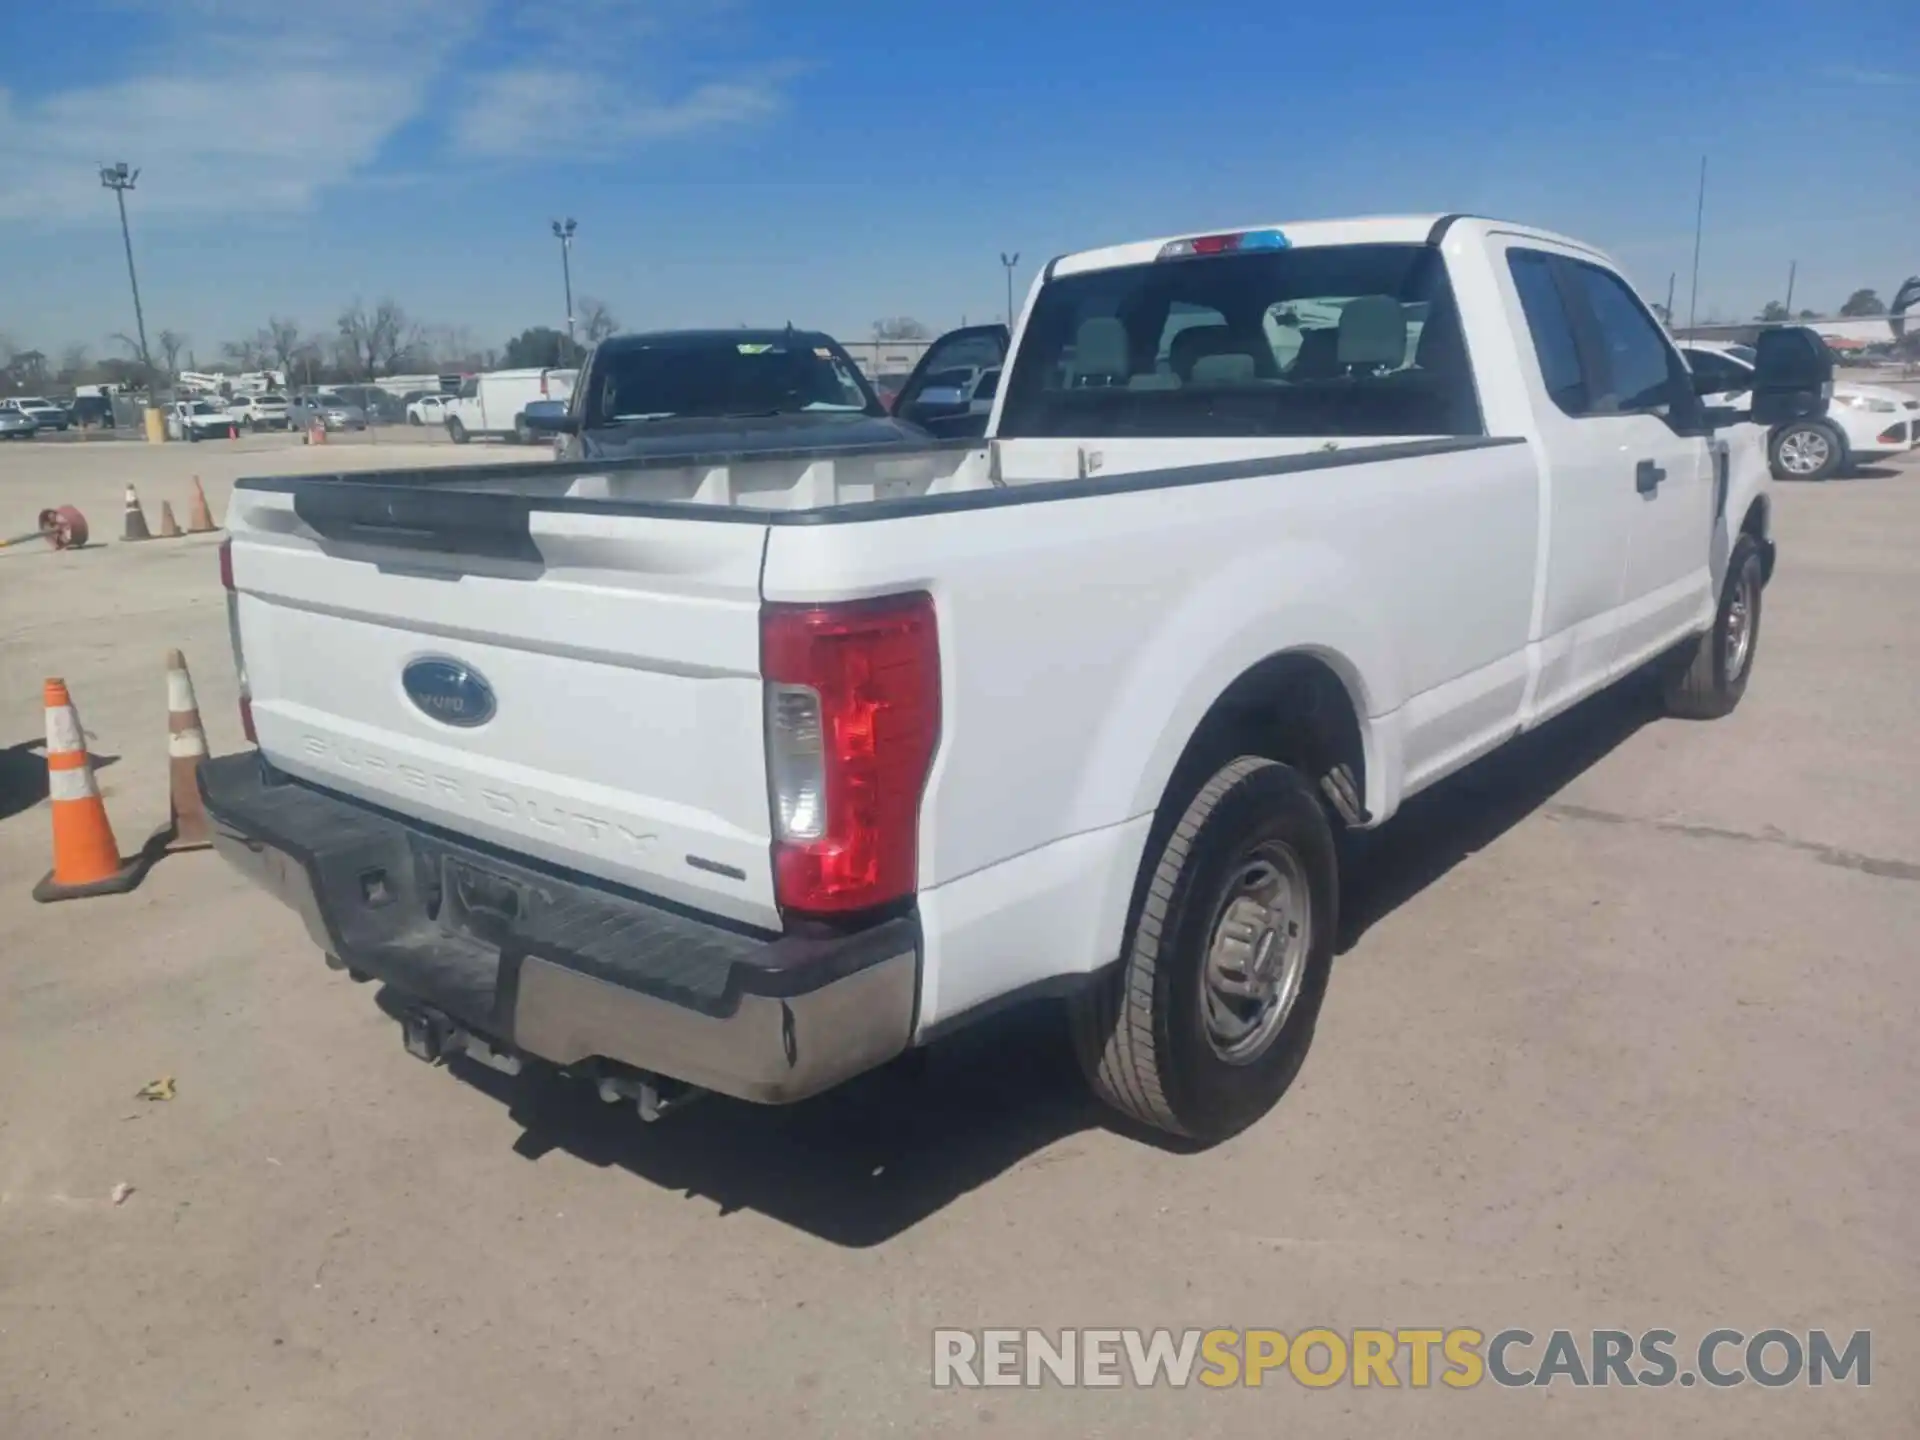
[1636,460,1666,494]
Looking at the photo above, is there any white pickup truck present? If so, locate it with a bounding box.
[203,215,1832,1142]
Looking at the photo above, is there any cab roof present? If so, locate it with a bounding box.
[1049,214,1611,278]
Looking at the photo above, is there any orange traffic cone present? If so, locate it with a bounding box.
[186,476,218,533]
[156,501,182,538]
[123,483,152,541]
[161,650,213,852]
[32,679,150,902]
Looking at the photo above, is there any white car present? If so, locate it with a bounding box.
[1680,340,1919,480]
[228,393,291,430]
[3,396,70,432]
[166,398,236,442]
[406,393,454,426]
[206,214,1822,1141]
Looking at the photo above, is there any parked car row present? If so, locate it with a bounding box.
[0,396,72,435]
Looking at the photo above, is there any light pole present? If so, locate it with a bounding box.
[1686,155,1706,331]
[999,251,1020,329]
[551,217,577,354]
[99,162,152,375]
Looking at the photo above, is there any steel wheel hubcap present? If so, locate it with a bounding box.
[1725,568,1756,677]
[1778,429,1829,474]
[1200,844,1311,1065]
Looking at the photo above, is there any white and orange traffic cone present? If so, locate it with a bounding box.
[32,679,149,902]
[123,483,153,542]
[162,650,213,852]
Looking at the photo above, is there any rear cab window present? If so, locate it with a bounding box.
[998,242,1482,439]
[581,336,879,427]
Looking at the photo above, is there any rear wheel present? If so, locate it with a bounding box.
[447,417,469,445]
[1770,420,1843,481]
[1663,534,1765,719]
[513,415,533,445]
[1070,756,1337,1142]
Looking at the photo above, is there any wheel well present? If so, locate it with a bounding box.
[1161,653,1368,833]
[1740,494,1775,582]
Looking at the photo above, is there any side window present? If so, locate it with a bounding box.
[1683,349,1748,393]
[459,376,479,399]
[1569,263,1679,412]
[1507,249,1589,415]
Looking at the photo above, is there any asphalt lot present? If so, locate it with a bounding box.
[2,428,1917,1438]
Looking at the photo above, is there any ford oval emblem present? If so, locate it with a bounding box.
[402,658,496,728]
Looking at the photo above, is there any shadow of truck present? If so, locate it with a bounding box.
[392,677,1661,1245]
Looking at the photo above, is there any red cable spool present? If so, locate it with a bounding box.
[38,506,88,549]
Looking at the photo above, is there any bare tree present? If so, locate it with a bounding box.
[290,337,326,388]
[576,296,619,343]
[220,335,266,370]
[872,317,931,341]
[157,329,188,376]
[57,343,91,381]
[338,298,412,379]
[258,316,303,374]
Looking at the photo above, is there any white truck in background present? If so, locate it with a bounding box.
[203,215,1831,1142]
[443,366,577,446]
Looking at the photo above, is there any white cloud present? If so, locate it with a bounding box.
[0,1,474,222]
[0,0,792,223]
[453,68,784,160]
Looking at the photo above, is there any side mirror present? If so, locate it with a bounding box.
[520,403,577,436]
[1750,326,1832,426]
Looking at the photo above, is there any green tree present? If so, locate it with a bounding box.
[1839,288,1886,317]
[1758,301,1790,323]
[502,326,581,368]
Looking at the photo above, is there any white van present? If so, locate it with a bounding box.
[444,368,576,445]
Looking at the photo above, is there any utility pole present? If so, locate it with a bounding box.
[551,217,577,354]
[1664,272,1676,325]
[1686,156,1707,331]
[99,163,152,376]
[1000,252,1020,329]
[1783,259,1797,317]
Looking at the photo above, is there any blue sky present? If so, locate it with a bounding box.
[1,0,1913,365]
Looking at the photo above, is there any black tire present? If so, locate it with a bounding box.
[1769,420,1844,481]
[1663,534,1765,720]
[1069,756,1337,1142]
[408,413,422,426]
[447,417,469,445]
[512,415,532,445]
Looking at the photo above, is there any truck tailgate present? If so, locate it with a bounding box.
[227,488,779,931]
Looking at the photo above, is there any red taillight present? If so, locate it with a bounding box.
[238,694,257,745]
[761,593,939,916]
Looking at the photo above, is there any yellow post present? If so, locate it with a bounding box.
[143,407,167,443]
